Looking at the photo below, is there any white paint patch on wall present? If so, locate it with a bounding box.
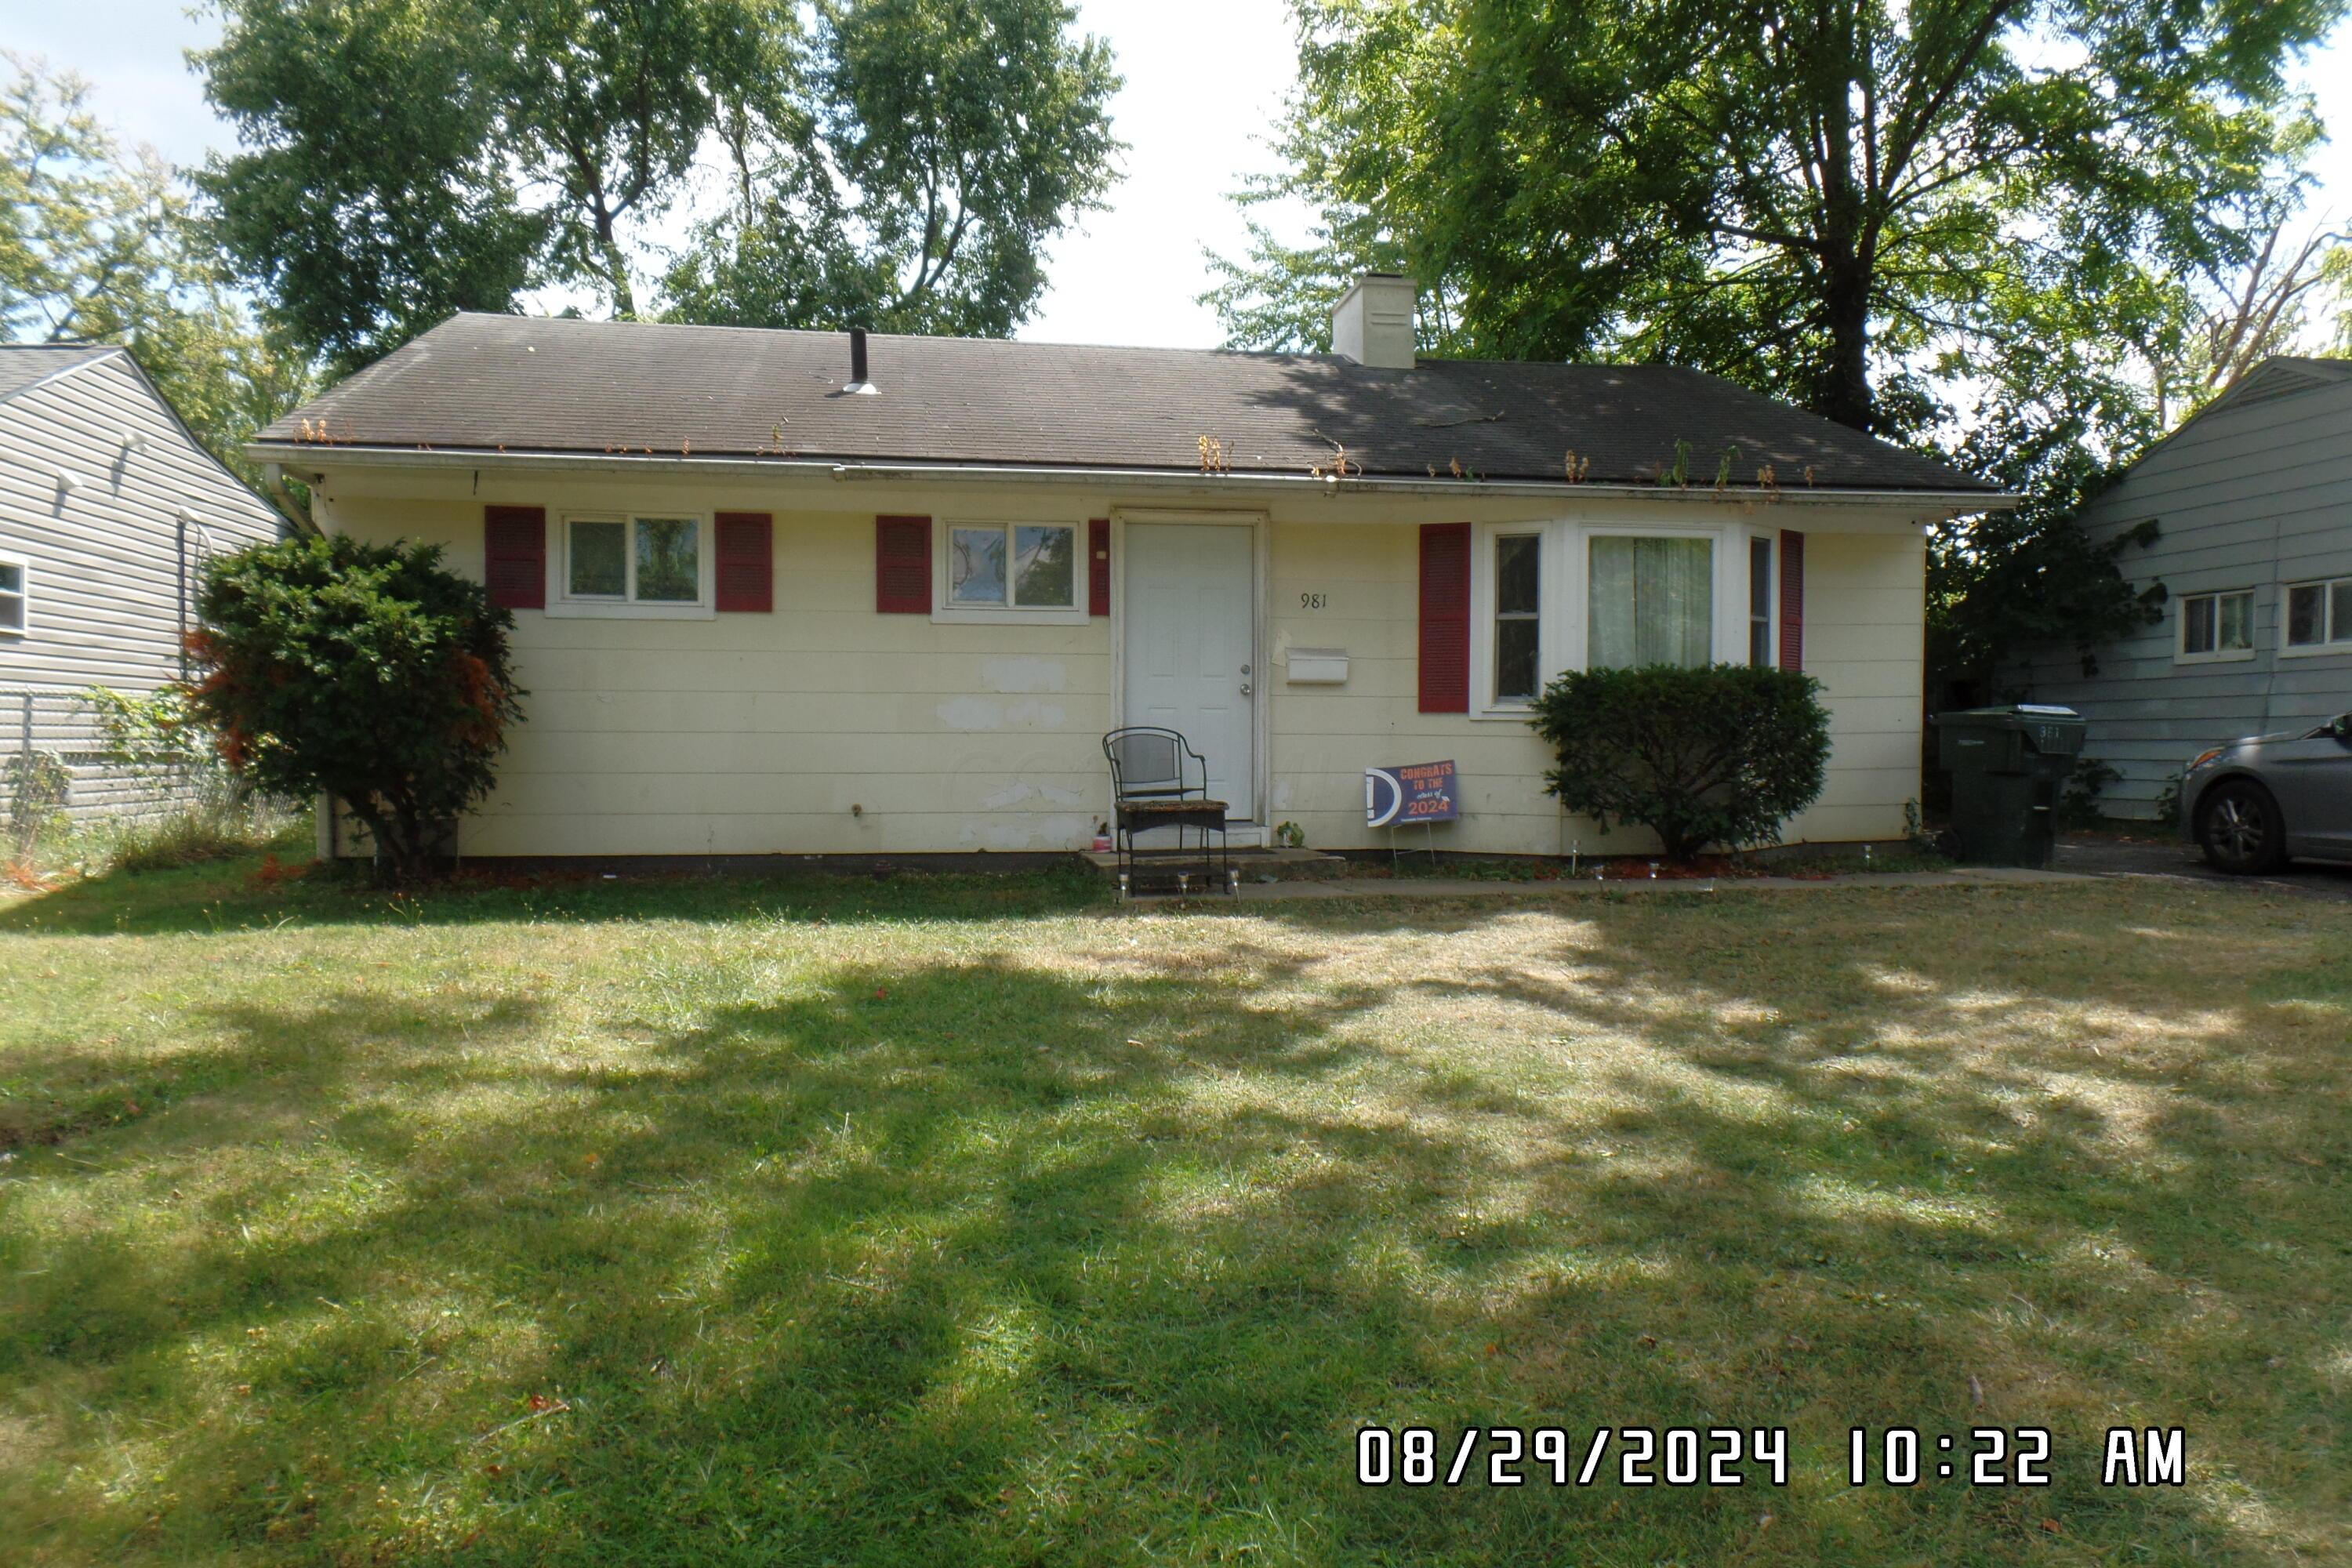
[937,696,1006,731]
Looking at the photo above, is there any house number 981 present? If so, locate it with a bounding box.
[1299,592,1329,610]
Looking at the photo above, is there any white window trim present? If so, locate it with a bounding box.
[931,517,1089,626]
[2174,587,2256,666]
[0,551,25,638]
[1466,517,1748,719]
[545,511,717,620]
[2279,576,2352,659]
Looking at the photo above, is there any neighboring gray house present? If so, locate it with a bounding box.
[0,344,288,821]
[2023,356,2352,819]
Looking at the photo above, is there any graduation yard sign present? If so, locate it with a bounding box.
[1365,760,1460,828]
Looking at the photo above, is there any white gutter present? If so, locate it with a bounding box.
[246,442,2017,513]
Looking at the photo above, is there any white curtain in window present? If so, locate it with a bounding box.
[1589,536,1713,667]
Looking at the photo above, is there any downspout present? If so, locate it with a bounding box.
[175,510,190,681]
[261,462,318,535]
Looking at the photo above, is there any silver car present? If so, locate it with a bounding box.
[2182,713,2352,873]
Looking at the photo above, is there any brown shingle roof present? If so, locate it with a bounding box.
[258,312,1994,492]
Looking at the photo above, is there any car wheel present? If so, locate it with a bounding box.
[2198,780,2288,875]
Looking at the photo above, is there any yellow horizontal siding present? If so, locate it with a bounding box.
[321,486,1927,858]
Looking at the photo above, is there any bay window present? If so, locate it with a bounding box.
[1493,533,1541,702]
[1469,518,1747,715]
[1748,536,1773,666]
[1588,535,1714,669]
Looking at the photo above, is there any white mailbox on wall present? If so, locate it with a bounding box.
[1286,647,1349,684]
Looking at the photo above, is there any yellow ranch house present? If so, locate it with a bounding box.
[252,277,2005,865]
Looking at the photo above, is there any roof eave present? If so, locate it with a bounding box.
[249,441,2013,513]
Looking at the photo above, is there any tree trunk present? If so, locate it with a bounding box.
[1817,262,1876,434]
[601,237,637,320]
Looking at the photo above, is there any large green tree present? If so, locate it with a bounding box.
[1212,0,2344,710]
[1211,0,2343,441]
[197,0,1120,368]
[0,53,312,477]
[662,0,1121,336]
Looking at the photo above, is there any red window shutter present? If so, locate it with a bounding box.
[876,515,931,613]
[1418,521,1472,713]
[1779,529,1806,672]
[714,512,772,612]
[1088,518,1111,616]
[483,505,546,610]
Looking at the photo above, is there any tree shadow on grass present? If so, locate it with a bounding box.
[2,889,2346,1563]
[0,858,1111,938]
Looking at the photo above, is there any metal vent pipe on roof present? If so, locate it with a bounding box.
[847,327,877,394]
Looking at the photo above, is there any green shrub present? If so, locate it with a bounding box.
[1529,664,1831,861]
[185,535,524,885]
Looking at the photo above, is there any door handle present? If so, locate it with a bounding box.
[1240,683,1254,696]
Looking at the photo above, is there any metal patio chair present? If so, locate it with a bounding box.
[1101,727,1235,897]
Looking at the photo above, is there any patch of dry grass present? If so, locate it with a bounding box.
[1,861,2347,1564]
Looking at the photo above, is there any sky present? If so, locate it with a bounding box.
[5,0,2348,351]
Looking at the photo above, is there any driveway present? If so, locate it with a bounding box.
[2056,832,2352,902]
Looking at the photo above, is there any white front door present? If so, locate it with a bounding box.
[1123,522,1255,820]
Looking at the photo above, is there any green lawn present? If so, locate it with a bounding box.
[2,860,2346,1565]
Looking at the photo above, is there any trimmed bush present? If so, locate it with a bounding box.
[1529,664,1831,861]
[185,535,524,885]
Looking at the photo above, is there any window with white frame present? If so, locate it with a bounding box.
[2178,588,2254,661]
[0,554,23,636]
[1469,520,1741,714]
[562,514,705,606]
[1492,532,1541,703]
[1748,536,1773,666]
[944,521,1080,612]
[1588,534,1714,669]
[2285,577,2352,652]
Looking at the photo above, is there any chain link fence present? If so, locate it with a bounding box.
[5,686,199,851]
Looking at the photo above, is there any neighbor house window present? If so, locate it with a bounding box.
[1589,535,1714,668]
[0,556,23,636]
[1748,536,1773,666]
[564,515,702,604]
[1493,533,1541,702]
[948,523,1077,609]
[2179,589,2254,660]
[2285,577,2352,651]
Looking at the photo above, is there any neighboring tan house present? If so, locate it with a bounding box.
[2020,357,2352,820]
[0,344,288,818]
[252,276,2006,862]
